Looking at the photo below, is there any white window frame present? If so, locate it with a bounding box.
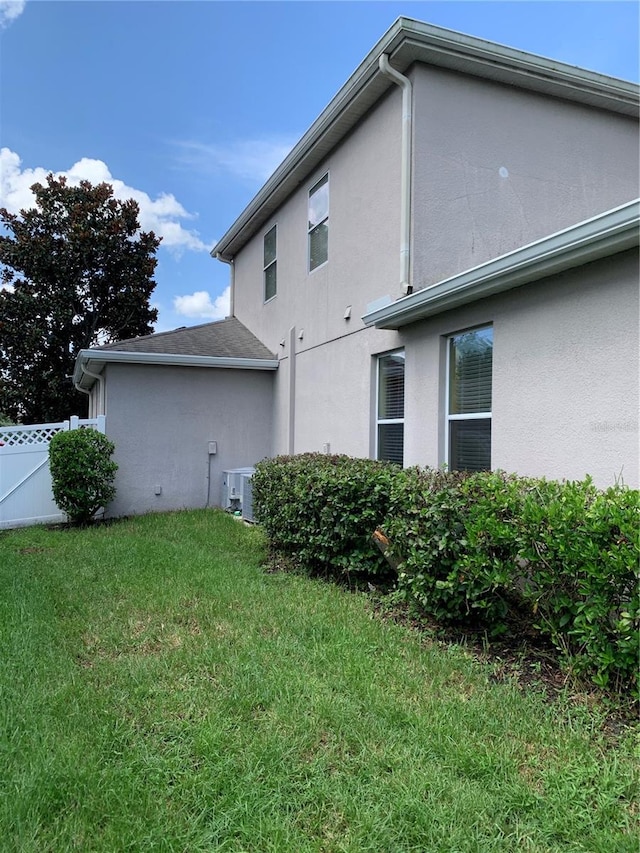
[376,349,405,465]
[308,173,329,273]
[263,224,277,303]
[445,326,493,471]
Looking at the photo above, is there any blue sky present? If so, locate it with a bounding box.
[1,0,638,333]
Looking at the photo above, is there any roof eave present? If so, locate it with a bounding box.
[362,199,640,330]
[212,17,639,259]
[74,350,279,390]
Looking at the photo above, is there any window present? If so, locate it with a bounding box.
[263,225,277,301]
[377,350,405,465]
[308,173,328,271]
[447,326,493,471]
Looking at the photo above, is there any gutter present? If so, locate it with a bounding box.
[74,363,105,415]
[363,198,640,329]
[378,54,413,296]
[74,350,280,390]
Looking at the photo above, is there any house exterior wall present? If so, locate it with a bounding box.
[231,87,407,459]
[232,89,404,355]
[268,326,401,458]
[103,363,274,517]
[411,64,640,288]
[402,249,639,488]
[240,247,638,487]
[281,329,401,459]
[223,59,638,488]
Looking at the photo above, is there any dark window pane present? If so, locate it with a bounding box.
[378,423,404,465]
[449,419,491,472]
[264,226,277,266]
[264,262,277,301]
[309,222,328,270]
[378,352,405,419]
[449,327,493,415]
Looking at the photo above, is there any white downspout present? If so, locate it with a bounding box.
[75,363,105,416]
[288,325,296,454]
[379,54,413,296]
[215,253,235,317]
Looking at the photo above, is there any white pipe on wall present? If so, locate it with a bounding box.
[215,253,235,317]
[378,53,413,295]
[74,364,105,416]
[288,325,296,455]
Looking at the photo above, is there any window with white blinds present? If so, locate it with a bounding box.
[447,326,493,472]
[377,350,405,465]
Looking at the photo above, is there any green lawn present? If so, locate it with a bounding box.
[1,510,637,852]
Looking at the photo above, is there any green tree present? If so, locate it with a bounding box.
[0,175,160,423]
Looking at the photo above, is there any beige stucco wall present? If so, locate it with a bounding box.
[411,64,640,288]
[103,363,274,516]
[278,327,400,459]
[231,87,408,459]
[262,249,639,488]
[222,62,638,488]
[402,250,639,487]
[233,88,405,355]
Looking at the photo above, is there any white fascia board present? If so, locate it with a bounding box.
[212,18,638,260]
[395,19,639,109]
[363,199,640,330]
[74,350,279,388]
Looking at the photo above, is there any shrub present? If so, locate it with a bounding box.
[383,469,523,628]
[49,428,118,525]
[383,467,477,623]
[252,453,397,577]
[517,479,639,692]
[385,470,639,693]
[252,454,639,694]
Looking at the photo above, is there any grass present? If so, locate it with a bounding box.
[0,510,637,852]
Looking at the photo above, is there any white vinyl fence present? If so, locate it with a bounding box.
[0,415,106,530]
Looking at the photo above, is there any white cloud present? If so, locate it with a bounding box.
[177,136,297,184]
[173,287,230,321]
[0,0,25,28]
[0,148,211,253]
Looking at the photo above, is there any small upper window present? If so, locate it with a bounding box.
[447,326,493,472]
[263,225,277,302]
[308,174,328,271]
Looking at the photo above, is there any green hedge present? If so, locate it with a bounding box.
[251,453,397,577]
[252,455,639,694]
[385,470,639,692]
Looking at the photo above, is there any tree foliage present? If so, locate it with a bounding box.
[0,176,160,423]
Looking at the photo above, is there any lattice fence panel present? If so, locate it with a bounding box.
[0,426,65,447]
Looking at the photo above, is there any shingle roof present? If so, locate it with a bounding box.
[96,317,275,361]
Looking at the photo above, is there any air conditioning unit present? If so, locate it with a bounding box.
[221,467,255,514]
[241,473,255,523]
